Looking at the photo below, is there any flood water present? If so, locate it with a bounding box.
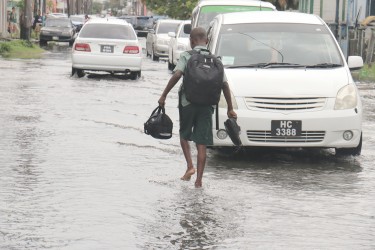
[0,42,375,249]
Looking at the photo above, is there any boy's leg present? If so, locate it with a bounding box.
[179,104,196,181]
[195,144,206,188]
[180,138,195,181]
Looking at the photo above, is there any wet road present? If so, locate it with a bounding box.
[0,41,375,249]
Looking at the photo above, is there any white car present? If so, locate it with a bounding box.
[208,11,364,155]
[71,18,142,80]
[146,19,181,61]
[167,20,191,71]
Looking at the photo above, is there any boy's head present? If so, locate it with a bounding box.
[189,27,208,49]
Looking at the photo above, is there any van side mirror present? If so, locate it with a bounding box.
[184,24,191,34]
[348,56,364,70]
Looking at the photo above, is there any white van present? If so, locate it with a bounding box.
[191,0,276,30]
[207,11,364,155]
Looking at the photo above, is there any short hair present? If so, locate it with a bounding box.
[190,27,207,42]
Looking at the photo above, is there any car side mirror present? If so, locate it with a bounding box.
[348,56,364,70]
[168,32,176,38]
[184,24,191,34]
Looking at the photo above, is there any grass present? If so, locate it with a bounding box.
[355,64,375,82]
[0,40,45,59]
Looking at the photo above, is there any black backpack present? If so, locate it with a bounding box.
[183,49,224,105]
[144,106,173,139]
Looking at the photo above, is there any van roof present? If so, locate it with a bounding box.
[220,11,324,25]
[196,0,276,10]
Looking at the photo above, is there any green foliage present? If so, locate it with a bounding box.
[0,43,11,53]
[0,40,44,59]
[146,0,198,19]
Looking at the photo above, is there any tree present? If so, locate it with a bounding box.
[145,0,198,19]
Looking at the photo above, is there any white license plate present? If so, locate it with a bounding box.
[271,120,302,136]
[101,45,114,53]
[52,36,59,40]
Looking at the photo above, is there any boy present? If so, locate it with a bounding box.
[158,27,237,188]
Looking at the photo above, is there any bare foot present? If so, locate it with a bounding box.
[180,168,195,181]
[194,180,202,188]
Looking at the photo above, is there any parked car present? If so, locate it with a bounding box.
[207,11,364,155]
[133,16,153,37]
[39,17,77,46]
[118,15,136,27]
[70,14,85,32]
[146,19,181,61]
[71,18,142,80]
[167,20,191,70]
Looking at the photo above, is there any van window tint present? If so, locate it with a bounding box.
[157,22,180,34]
[216,23,342,67]
[79,24,136,40]
[197,5,273,29]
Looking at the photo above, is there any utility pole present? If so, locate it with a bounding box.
[21,0,33,40]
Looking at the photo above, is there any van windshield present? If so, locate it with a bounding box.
[197,5,273,29]
[216,23,343,67]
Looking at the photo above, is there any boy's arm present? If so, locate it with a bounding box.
[222,81,237,118]
[158,70,183,107]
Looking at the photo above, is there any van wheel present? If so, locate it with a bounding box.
[335,133,362,156]
[129,71,141,80]
[76,69,85,78]
[168,60,174,71]
[151,47,159,61]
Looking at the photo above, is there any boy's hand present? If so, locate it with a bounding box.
[227,109,237,119]
[158,96,166,107]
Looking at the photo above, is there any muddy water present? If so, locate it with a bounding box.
[0,42,374,249]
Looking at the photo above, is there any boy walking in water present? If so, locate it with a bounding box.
[158,27,237,188]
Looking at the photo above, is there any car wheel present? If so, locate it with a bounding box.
[168,60,174,71]
[39,39,47,46]
[129,71,141,80]
[76,69,85,78]
[151,47,159,61]
[335,133,362,156]
[71,67,76,76]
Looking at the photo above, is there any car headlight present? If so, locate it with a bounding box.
[41,30,50,35]
[177,43,187,51]
[63,31,72,36]
[218,91,238,110]
[334,85,358,110]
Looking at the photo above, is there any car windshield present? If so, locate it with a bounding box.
[79,24,136,40]
[198,5,274,29]
[216,23,343,67]
[45,18,72,27]
[157,22,180,34]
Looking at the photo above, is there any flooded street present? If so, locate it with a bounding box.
[1,40,375,249]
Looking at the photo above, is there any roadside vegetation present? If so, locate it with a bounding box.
[0,40,44,59]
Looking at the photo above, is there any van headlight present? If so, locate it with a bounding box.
[218,92,238,109]
[334,85,358,110]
